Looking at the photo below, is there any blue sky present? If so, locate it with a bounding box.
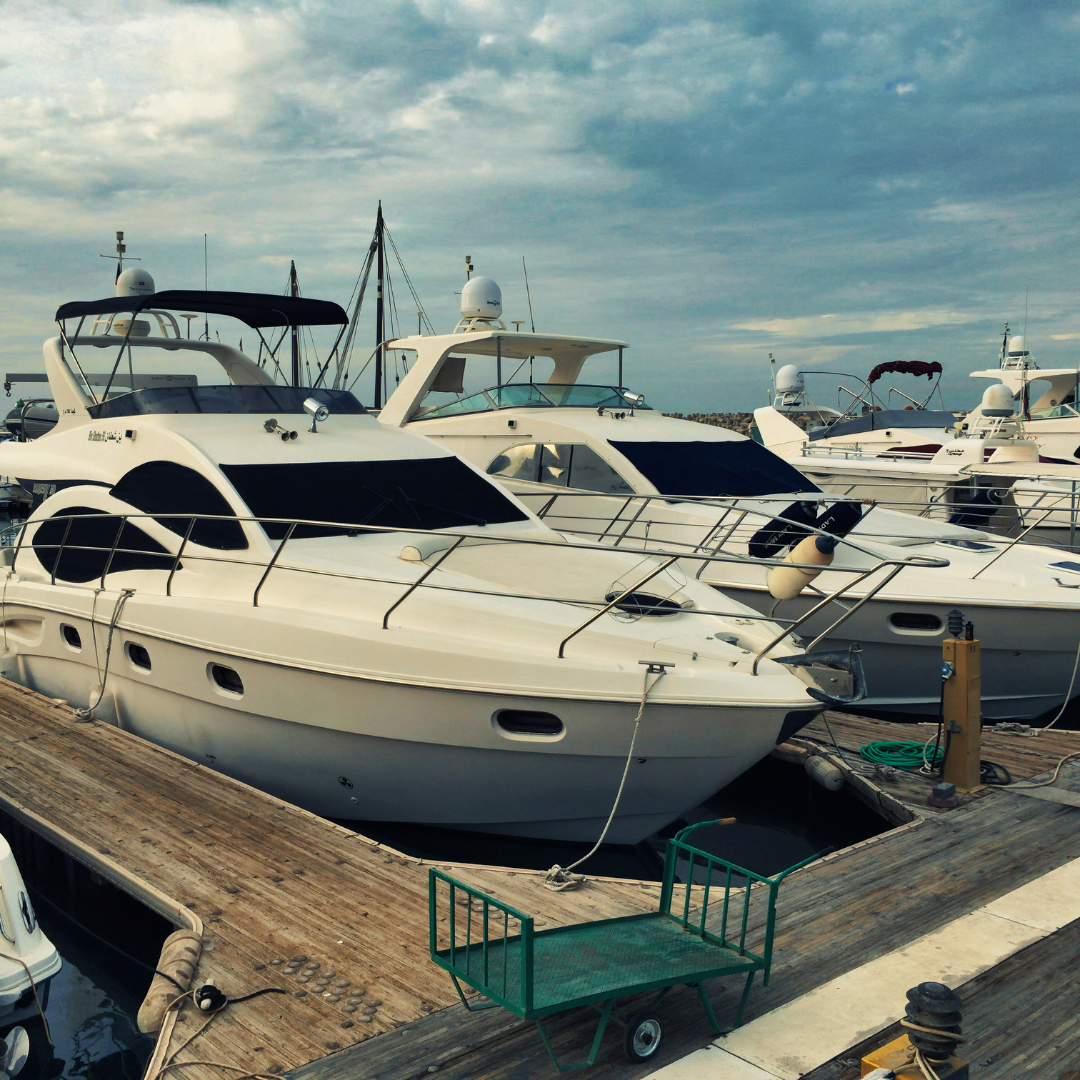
[1,0,1078,411]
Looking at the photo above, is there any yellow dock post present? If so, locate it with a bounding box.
[941,635,982,793]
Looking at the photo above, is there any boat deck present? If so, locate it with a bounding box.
[1,676,1078,1080]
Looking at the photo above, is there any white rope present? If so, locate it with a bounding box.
[74,589,134,722]
[544,666,666,891]
[1040,625,1080,733]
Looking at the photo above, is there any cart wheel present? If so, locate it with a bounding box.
[624,1009,663,1062]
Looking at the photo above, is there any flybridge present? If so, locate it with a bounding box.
[38,271,353,433]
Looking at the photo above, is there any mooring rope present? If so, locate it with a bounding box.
[74,588,134,721]
[544,665,667,891]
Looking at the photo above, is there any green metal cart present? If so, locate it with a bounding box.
[428,822,823,1071]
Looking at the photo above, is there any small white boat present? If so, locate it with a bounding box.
[0,834,60,1028]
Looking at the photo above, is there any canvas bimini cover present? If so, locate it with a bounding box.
[56,290,348,329]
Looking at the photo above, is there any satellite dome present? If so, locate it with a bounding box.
[116,267,156,298]
[981,383,1016,417]
[1007,334,1028,357]
[460,276,502,320]
[775,365,804,395]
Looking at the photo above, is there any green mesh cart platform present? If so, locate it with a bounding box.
[428,822,822,1071]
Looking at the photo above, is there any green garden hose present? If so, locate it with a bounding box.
[860,740,942,772]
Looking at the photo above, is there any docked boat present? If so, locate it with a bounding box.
[0,270,833,844]
[0,833,60,1030]
[378,278,1080,719]
[755,352,1080,538]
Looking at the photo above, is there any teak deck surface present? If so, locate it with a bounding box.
[0,679,659,1080]
[0,675,1078,1080]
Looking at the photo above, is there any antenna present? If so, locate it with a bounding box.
[522,257,535,332]
[202,234,210,341]
[1023,286,1029,341]
[99,230,140,282]
[465,254,474,281]
[768,352,776,403]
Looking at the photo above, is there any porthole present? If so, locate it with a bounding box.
[210,664,244,696]
[887,612,944,635]
[127,642,151,671]
[493,710,564,739]
[61,624,81,650]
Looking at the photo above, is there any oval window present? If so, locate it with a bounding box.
[127,642,151,671]
[61,624,82,650]
[210,664,244,696]
[888,612,943,634]
[494,710,563,737]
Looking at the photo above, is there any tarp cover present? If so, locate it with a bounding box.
[867,360,943,384]
[56,290,348,329]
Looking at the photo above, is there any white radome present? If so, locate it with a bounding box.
[1007,334,1027,357]
[460,276,502,320]
[775,364,804,395]
[981,382,1016,416]
[116,268,156,298]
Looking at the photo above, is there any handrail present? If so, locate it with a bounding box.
[5,506,948,667]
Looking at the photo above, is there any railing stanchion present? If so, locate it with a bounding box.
[51,515,74,586]
[166,517,197,597]
[381,535,465,629]
[253,523,296,607]
[99,517,126,589]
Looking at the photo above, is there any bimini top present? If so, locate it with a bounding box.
[56,290,348,329]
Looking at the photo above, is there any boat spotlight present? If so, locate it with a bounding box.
[622,390,646,411]
[304,397,330,433]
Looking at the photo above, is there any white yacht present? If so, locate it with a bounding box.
[756,356,1080,537]
[378,279,1080,719]
[0,833,60,1027]
[0,271,833,844]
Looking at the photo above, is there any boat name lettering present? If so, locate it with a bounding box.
[88,430,125,443]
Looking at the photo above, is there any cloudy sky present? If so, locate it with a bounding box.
[1,0,1078,412]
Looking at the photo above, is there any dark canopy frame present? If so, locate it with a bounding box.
[55,290,349,403]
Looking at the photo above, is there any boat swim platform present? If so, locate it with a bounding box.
[0,675,1078,1080]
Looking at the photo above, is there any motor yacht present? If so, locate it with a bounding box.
[379,280,1080,719]
[0,271,832,844]
[755,354,1080,538]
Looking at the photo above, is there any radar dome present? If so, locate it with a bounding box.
[1007,334,1028,357]
[981,383,1016,417]
[775,365,804,395]
[116,268,156,298]
[460,276,502,320]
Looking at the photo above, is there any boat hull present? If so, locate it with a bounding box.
[6,614,794,844]
[718,583,1076,720]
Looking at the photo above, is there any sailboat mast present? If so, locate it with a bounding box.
[374,202,385,409]
[289,259,300,387]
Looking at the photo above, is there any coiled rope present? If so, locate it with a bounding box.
[544,665,667,891]
[860,741,943,772]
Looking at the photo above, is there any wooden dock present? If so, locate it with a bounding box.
[1,674,1078,1080]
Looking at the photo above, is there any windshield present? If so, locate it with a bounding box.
[609,440,819,497]
[419,384,649,420]
[220,457,529,539]
[88,385,365,420]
